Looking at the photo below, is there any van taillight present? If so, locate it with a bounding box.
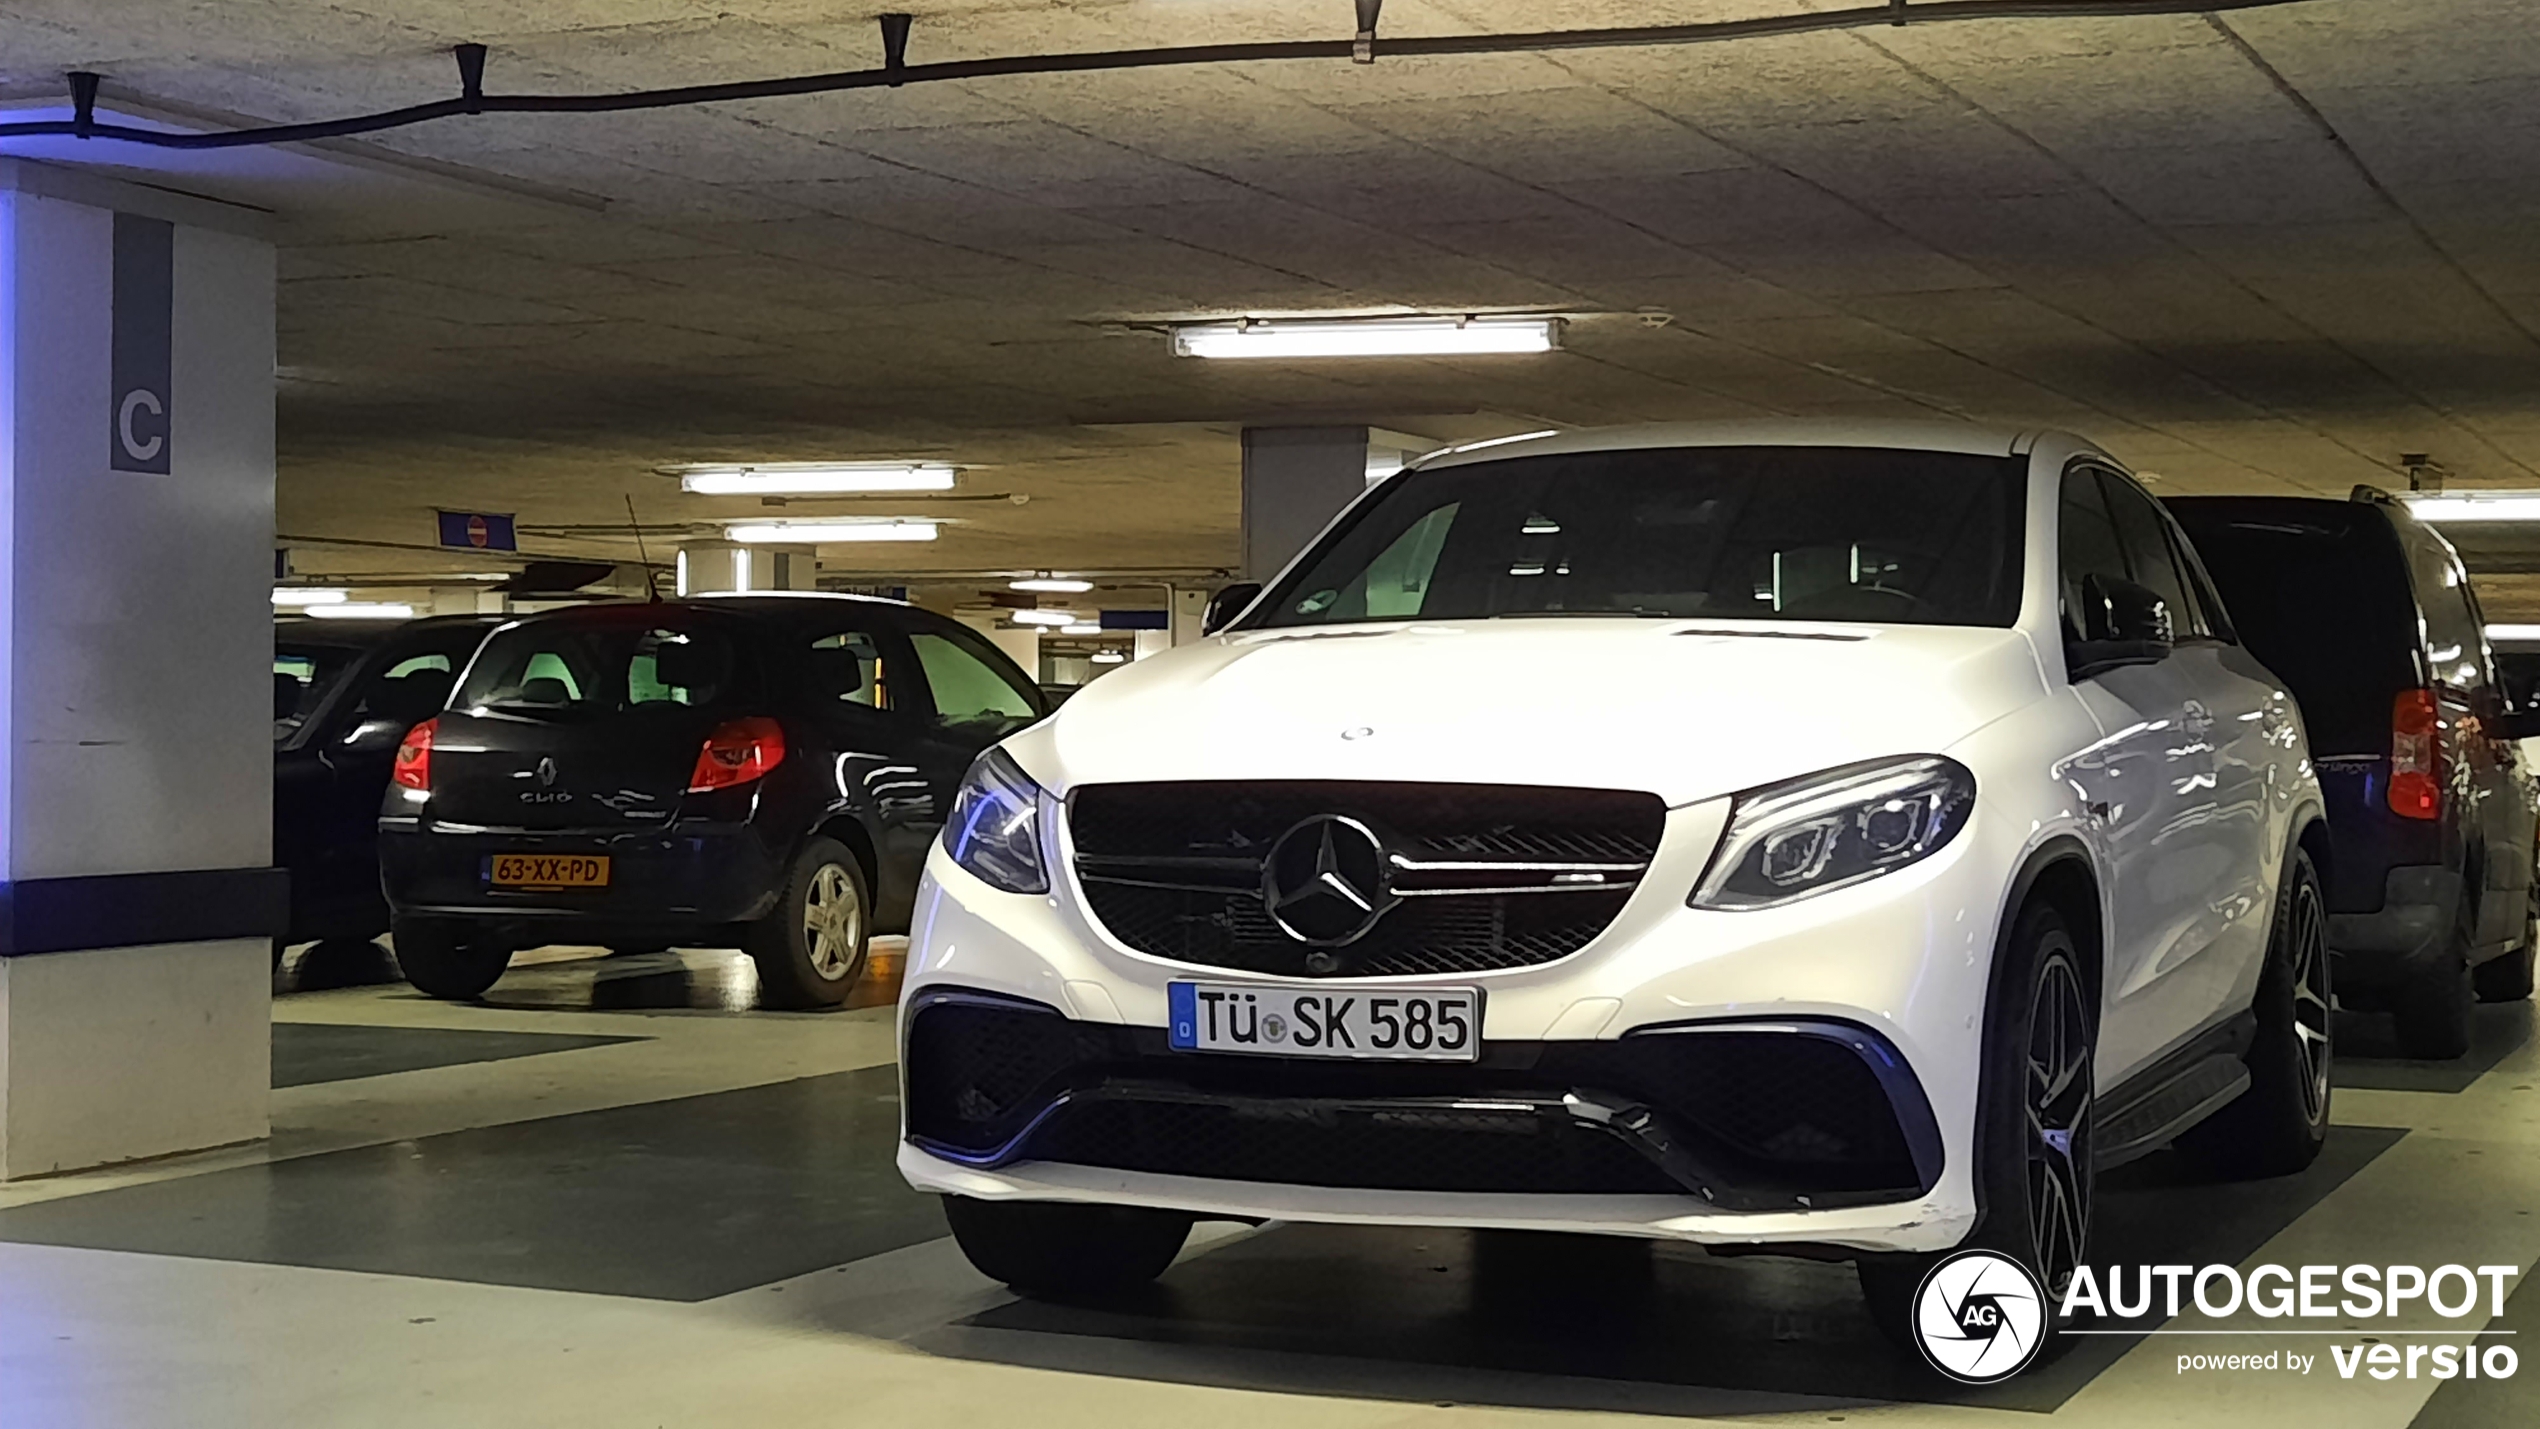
[688,717,786,793]
[2389,689,2441,820]
[393,717,437,792]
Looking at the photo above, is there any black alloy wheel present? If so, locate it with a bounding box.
[2289,871,2334,1125]
[2022,942,2095,1303]
[2177,848,2332,1177]
[1859,902,2095,1353]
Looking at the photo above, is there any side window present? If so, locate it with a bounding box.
[2058,468,2130,643]
[2100,472,2192,638]
[2164,525,2229,642]
[808,630,892,709]
[910,630,1040,739]
[2408,531,2485,690]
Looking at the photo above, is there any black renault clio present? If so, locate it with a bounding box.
[378,595,1049,1007]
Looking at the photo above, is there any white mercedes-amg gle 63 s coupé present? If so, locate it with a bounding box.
[897,422,2333,1348]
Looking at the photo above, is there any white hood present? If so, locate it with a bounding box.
[1025,619,2047,807]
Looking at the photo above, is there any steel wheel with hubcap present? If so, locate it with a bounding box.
[746,836,871,1009]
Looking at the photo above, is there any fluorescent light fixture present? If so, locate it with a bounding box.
[1011,577,1093,593]
[676,462,957,495]
[1172,316,1560,360]
[306,602,416,620]
[2402,492,2540,523]
[272,588,348,607]
[1012,609,1081,627]
[1060,623,1104,635]
[724,518,938,544]
[2488,624,2540,643]
[1092,650,1128,664]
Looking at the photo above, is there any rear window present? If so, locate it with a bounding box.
[454,613,754,717]
[2166,502,2416,753]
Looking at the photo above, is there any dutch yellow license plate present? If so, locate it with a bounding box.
[487,854,611,890]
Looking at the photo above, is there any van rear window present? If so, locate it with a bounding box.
[2167,506,2416,754]
[455,614,751,716]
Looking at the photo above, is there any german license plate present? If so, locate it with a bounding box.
[485,853,611,890]
[1167,982,1480,1062]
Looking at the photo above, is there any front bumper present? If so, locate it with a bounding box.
[897,795,2012,1254]
[904,988,1941,1215]
[378,818,787,938]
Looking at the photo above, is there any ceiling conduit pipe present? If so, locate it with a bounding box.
[0,0,2332,153]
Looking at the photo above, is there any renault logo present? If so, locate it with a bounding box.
[536,757,558,787]
[1261,815,1396,946]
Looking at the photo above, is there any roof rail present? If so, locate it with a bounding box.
[2351,483,2399,506]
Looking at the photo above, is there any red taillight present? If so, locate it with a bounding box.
[392,717,437,792]
[2390,689,2441,820]
[688,716,786,793]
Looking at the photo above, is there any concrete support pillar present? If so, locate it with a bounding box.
[0,161,280,1179]
[1241,426,1373,581]
[676,541,814,595]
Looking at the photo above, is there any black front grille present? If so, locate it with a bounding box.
[1069,781,1665,977]
[1030,1095,1681,1195]
[903,993,1933,1207]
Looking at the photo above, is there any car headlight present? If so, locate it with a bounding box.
[943,749,1049,894]
[1690,755,1975,911]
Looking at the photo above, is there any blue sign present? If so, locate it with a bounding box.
[1100,609,1169,631]
[436,510,517,551]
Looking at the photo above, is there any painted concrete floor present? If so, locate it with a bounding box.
[0,942,2533,1428]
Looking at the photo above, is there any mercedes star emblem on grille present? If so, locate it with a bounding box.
[1261,814,1397,946]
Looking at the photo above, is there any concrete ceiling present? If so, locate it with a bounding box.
[9,1,2540,607]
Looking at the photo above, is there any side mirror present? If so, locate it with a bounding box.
[1201,581,1263,636]
[2495,706,2540,742]
[2068,574,2173,680]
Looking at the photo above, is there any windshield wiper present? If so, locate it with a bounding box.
[1491,607,1682,619]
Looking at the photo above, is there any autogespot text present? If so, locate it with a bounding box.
[2058,1263,2522,1380]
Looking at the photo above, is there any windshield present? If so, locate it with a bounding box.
[454,610,755,718]
[1249,446,2027,630]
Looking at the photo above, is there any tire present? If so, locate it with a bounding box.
[391,918,511,1000]
[743,837,870,1010]
[2176,847,2331,1178]
[941,1196,1190,1299]
[2474,944,2535,1003]
[2391,932,2474,1060]
[1860,901,2095,1353]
